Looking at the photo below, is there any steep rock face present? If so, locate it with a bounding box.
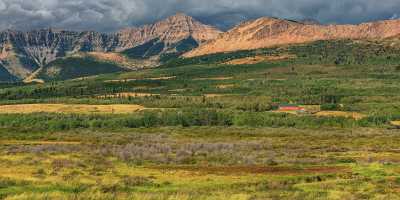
[0,13,222,81]
[9,30,78,67]
[184,18,400,57]
[115,13,222,51]
[0,29,120,80]
[0,31,39,79]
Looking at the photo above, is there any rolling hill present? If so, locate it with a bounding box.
[0,63,17,82]
[36,57,127,81]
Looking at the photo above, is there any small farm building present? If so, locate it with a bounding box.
[278,104,305,111]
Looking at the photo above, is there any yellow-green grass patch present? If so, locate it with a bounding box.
[0,104,145,114]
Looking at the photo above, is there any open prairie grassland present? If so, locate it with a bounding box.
[1,127,400,200]
[1,40,400,199]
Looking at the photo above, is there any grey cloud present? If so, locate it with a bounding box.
[0,0,399,32]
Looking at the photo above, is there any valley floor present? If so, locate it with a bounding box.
[0,127,400,200]
[1,40,400,199]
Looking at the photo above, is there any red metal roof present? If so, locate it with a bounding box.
[278,106,304,111]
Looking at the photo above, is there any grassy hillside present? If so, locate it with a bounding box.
[0,64,18,82]
[122,38,165,59]
[37,57,126,81]
[173,36,199,52]
[123,36,199,60]
[166,39,400,67]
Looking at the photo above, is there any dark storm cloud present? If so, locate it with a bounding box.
[0,0,399,32]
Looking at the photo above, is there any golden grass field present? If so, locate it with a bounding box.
[272,108,367,120]
[0,104,145,114]
[147,76,176,80]
[203,94,228,98]
[315,111,367,120]
[193,77,233,81]
[87,52,128,63]
[1,152,343,200]
[104,76,176,83]
[216,84,235,89]
[223,54,296,65]
[98,92,230,99]
[98,92,160,98]
[391,121,400,127]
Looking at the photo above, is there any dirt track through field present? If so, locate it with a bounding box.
[150,165,349,176]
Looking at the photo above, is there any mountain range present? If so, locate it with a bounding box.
[0,13,221,82]
[1,13,400,82]
[184,17,400,57]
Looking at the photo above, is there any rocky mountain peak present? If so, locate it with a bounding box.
[0,13,222,81]
[117,13,222,50]
[299,18,321,25]
[164,12,195,23]
[184,17,400,57]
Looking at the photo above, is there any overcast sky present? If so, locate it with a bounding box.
[0,0,399,32]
